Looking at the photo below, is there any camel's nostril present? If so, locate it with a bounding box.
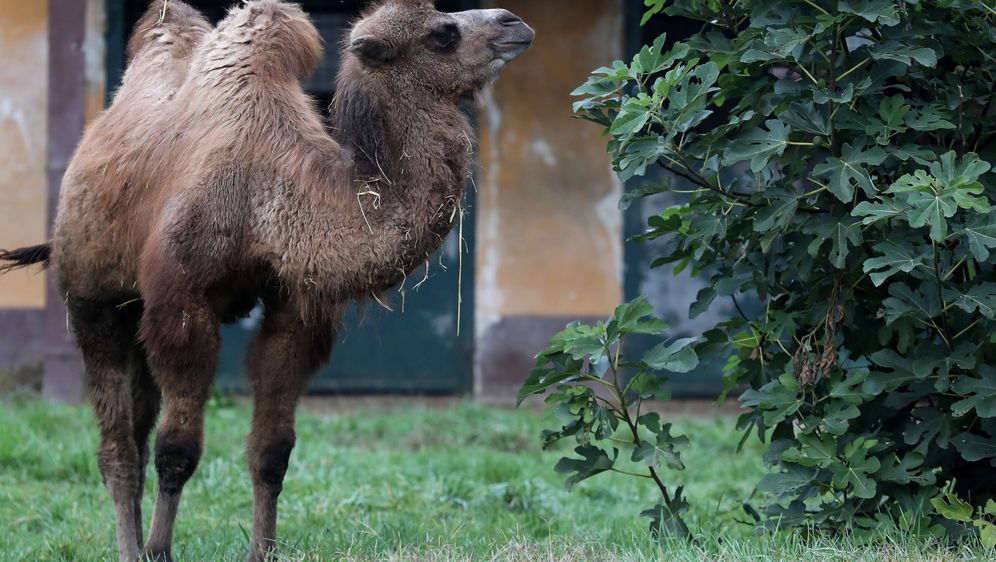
[497,11,523,27]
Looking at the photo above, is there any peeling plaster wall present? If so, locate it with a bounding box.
[476,0,623,399]
[0,0,48,309]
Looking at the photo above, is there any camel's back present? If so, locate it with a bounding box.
[53,2,211,298]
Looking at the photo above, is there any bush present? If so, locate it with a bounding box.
[536,0,996,539]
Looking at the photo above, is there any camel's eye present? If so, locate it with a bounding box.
[427,22,460,52]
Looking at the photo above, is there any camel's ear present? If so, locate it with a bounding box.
[350,35,396,66]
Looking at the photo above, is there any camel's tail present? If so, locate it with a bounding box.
[0,243,51,274]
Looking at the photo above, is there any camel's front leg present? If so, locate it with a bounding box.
[245,303,338,562]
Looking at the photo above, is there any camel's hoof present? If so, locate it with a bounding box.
[246,548,277,562]
[141,549,173,562]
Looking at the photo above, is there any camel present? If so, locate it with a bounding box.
[0,1,534,560]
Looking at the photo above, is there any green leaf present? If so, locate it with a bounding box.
[517,365,578,405]
[641,487,690,538]
[905,106,955,132]
[619,181,670,211]
[830,437,880,499]
[957,217,996,262]
[642,338,699,373]
[879,94,910,134]
[641,0,667,25]
[931,492,974,523]
[862,241,928,286]
[754,192,799,233]
[953,432,996,463]
[631,423,690,470]
[610,97,652,139]
[805,216,864,268]
[975,520,996,549]
[929,151,992,190]
[945,283,996,320]
[985,499,996,518]
[852,199,908,225]
[829,370,872,404]
[763,27,812,58]
[881,282,941,324]
[633,34,677,75]
[814,143,888,202]
[629,372,672,401]
[554,446,616,490]
[723,120,791,173]
[739,374,802,426]
[870,41,938,67]
[790,432,838,467]
[780,101,831,136]
[876,452,933,485]
[951,365,996,418]
[756,464,820,495]
[839,0,900,25]
[610,296,669,337]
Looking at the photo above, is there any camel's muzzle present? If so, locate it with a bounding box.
[490,9,535,62]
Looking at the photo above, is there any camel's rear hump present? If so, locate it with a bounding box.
[194,1,323,85]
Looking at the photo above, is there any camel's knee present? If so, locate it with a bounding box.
[154,432,202,494]
[252,435,296,491]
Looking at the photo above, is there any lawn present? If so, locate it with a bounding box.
[0,396,986,561]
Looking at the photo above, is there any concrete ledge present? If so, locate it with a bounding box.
[476,314,604,404]
[0,309,44,372]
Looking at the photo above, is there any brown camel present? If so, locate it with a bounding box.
[0,1,533,560]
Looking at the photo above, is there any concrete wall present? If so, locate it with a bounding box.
[476,0,624,400]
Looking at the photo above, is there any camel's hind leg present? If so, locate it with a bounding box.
[245,302,338,562]
[129,348,161,549]
[69,299,145,562]
[140,288,219,562]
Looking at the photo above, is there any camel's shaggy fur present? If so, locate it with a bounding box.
[0,1,533,560]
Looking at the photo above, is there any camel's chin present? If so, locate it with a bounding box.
[486,60,507,83]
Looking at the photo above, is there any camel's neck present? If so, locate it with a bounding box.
[330,73,472,284]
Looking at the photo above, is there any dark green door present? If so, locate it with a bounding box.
[107,0,477,394]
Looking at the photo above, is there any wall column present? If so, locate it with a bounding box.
[42,0,100,402]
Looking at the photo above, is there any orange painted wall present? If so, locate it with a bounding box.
[477,0,624,324]
[0,0,48,308]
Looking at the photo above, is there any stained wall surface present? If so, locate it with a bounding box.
[476,0,624,399]
[0,0,48,308]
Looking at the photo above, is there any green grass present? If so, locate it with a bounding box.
[0,396,987,561]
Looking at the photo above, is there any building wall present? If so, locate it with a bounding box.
[0,0,104,384]
[1,0,627,401]
[476,0,624,399]
[0,0,48,309]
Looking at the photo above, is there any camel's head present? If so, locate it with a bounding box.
[348,0,535,98]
